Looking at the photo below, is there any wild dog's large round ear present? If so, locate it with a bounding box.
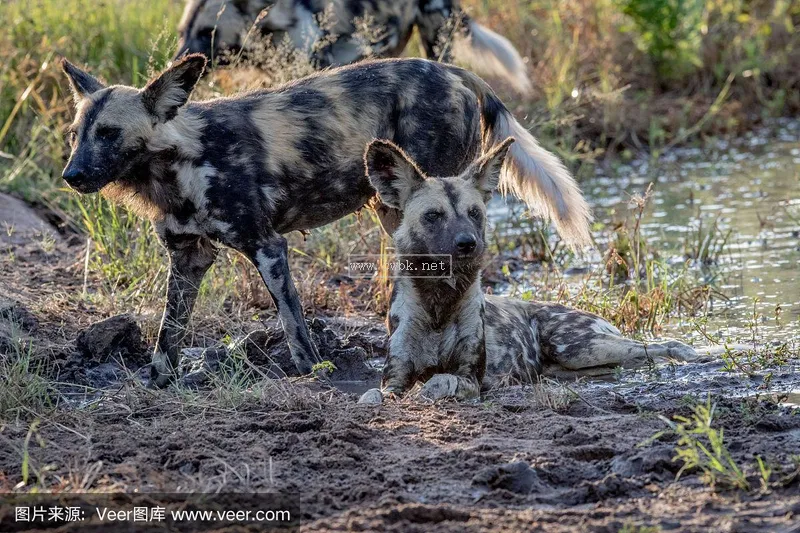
[364,140,426,210]
[61,58,106,105]
[466,136,515,200]
[142,54,207,123]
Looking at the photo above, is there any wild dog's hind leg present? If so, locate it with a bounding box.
[151,234,218,387]
[249,232,321,374]
[533,303,697,371]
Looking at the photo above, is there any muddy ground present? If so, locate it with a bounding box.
[1,195,799,532]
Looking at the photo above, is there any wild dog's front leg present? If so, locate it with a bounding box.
[151,235,217,387]
[418,374,481,401]
[419,334,485,401]
[250,233,320,374]
[356,358,414,405]
[358,329,417,405]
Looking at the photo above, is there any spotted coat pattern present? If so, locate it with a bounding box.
[61,55,569,387]
[359,140,697,402]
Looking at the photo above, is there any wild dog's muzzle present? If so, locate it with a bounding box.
[62,159,105,194]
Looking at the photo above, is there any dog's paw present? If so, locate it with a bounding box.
[358,388,384,405]
[149,352,175,388]
[418,374,459,401]
[664,340,701,362]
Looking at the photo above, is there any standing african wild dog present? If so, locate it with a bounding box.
[358,138,697,403]
[176,0,532,94]
[60,54,591,387]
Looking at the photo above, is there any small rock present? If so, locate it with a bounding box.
[0,193,61,245]
[472,461,546,494]
[358,388,384,405]
[76,314,147,367]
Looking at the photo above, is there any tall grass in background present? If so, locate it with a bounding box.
[1,0,181,235]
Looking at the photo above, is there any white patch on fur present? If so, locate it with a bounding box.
[149,111,206,159]
[260,184,287,213]
[164,215,200,235]
[175,162,213,209]
[452,21,532,95]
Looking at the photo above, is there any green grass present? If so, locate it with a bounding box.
[0,335,53,422]
[497,184,720,336]
[654,396,782,492]
[0,1,183,313]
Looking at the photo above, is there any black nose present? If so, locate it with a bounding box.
[62,166,85,184]
[455,232,477,254]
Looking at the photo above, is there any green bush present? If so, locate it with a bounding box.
[618,0,705,79]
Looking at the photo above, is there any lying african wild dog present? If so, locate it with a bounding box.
[176,0,532,94]
[358,138,698,403]
[60,53,591,387]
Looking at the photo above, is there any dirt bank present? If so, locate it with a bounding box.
[1,195,799,532]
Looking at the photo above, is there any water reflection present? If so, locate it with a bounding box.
[489,121,799,347]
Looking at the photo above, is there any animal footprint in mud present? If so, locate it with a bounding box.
[358,388,384,405]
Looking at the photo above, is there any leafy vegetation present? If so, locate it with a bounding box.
[662,396,750,489]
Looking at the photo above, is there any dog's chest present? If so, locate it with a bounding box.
[417,323,462,369]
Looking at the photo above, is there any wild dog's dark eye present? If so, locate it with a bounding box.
[424,211,443,223]
[468,206,482,220]
[95,126,120,141]
[68,130,77,145]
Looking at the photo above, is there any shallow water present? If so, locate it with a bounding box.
[489,120,800,348]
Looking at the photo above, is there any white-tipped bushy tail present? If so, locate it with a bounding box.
[452,21,532,96]
[494,112,593,246]
[454,68,592,246]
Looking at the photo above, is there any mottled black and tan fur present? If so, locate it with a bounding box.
[60,54,590,387]
[176,0,532,93]
[358,139,697,403]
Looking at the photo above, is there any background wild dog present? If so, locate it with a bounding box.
[176,0,532,94]
[359,138,698,403]
[60,54,590,387]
